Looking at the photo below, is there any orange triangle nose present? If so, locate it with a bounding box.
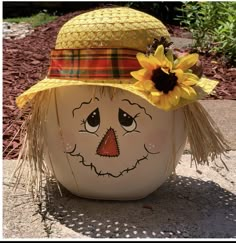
[96,128,119,157]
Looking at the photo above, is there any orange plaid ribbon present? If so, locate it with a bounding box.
[48,48,141,79]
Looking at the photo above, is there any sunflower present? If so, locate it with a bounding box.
[130,45,202,111]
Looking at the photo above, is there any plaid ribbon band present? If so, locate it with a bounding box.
[48,48,141,79]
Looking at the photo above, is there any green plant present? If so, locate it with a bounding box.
[4,11,58,27]
[124,2,183,24]
[176,1,236,65]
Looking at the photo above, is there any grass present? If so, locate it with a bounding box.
[4,12,58,27]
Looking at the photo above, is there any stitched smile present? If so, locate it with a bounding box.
[65,144,160,178]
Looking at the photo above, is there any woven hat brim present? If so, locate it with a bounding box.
[16,77,218,111]
[16,78,152,109]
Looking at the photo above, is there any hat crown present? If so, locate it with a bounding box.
[55,7,170,51]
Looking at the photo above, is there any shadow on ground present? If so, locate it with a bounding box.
[44,175,236,238]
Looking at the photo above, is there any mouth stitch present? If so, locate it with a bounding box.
[65,144,157,178]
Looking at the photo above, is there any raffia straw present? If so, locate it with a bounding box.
[11,90,52,201]
[96,86,123,101]
[183,101,230,170]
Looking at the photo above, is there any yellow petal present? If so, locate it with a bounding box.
[163,59,173,70]
[151,94,161,104]
[130,69,151,81]
[133,79,153,91]
[142,80,155,91]
[184,72,199,81]
[161,67,170,75]
[180,85,197,100]
[149,55,161,68]
[182,78,198,86]
[133,80,146,91]
[179,72,198,86]
[137,53,156,70]
[153,45,173,70]
[160,95,171,110]
[173,69,184,83]
[175,53,199,71]
[154,45,165,60]
[166,49,174,64]
[173,85,182,97]
[168,87,181,106]
[151,90,163,97]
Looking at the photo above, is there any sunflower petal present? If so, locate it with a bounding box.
[175,53,199,71]
[134,79,154,91]
[184,72,199,80]
[153,45,170,68]
[151,90,162,97]
[133,80,146,91]
[151,94,161,104]
[166,49,174,64]
[180,85,197,100]
[173,69,184,83]
[154,45,165,60]
[137,53,156,70]
[130,69,151,82]
[142,80,155,91]
[149,55,161,68]
[182,79,198,86]
[162,95,172,110]
[168,87,181,106]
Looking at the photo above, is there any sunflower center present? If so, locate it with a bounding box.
[152,68,178,94]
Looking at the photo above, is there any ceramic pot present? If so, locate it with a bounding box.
[44,85,187,200]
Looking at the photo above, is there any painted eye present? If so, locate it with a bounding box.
[85,108,100,133]
[118,108,137,132]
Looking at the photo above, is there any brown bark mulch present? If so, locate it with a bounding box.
[3,11,236,160]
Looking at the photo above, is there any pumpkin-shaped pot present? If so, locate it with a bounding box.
[44,86,187,200]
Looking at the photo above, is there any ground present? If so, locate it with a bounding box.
[3,11,236,160]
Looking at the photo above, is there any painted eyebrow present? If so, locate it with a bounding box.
[72,97,99,117]
[121,99,152,120]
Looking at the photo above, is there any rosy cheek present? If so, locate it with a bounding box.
[144,130,169,153]
[61,130,75,151]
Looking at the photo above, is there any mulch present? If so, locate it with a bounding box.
[3,11,236,160]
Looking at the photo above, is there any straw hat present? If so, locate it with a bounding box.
[16,7,217,111]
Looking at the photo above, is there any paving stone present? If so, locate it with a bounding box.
[3,150,236,239]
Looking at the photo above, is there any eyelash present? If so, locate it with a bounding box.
[80,119,85,126]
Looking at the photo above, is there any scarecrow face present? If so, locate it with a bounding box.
[45,86,187,200]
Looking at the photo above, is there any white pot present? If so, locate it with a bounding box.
[44,86,187,200]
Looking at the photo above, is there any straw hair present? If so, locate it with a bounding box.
[10,91,52,200]
[183,101,230,169]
